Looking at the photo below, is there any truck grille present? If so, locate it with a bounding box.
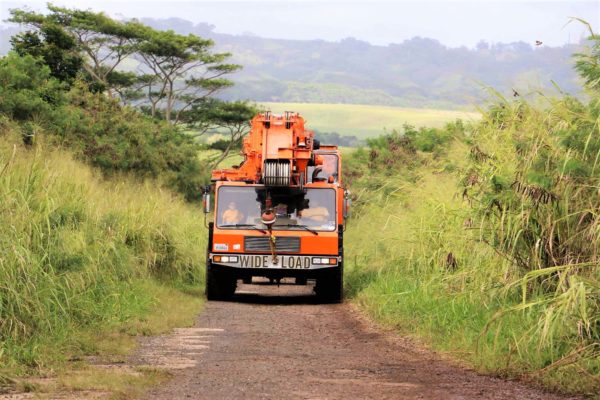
[244,236,300,253]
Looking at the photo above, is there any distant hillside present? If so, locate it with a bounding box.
[1,18,584,108]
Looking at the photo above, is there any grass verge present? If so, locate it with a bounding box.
[344,123,599,396]
[8,280,203,399]
[0,129,206,396]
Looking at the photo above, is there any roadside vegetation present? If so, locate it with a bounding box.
[0,5,226,395]
[0,124,206,382]
[344,26,600,396]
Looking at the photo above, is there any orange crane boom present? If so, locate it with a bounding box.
[211,111,322,187]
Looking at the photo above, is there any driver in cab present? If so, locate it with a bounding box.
[300,200,330,222]
[221,201,244,224]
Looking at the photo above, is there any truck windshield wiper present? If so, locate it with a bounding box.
[220,224,267,234]
[274,224,319,236]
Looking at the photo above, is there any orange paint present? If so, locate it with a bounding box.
[211,112,323,185]
[208,112,346,260]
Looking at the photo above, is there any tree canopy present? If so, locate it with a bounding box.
[4,4,260,200]
[9,5,242,126]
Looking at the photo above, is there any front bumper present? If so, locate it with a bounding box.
[209,253,340,270]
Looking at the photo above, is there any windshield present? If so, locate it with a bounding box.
[217,186,336,231]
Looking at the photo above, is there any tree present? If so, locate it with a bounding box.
[7,4,253,176]
[10,22,82,85]
[176,97,223,138]
[0,52,65,122]
[573,20,600,92]
[10,5,242,126]
[10,5,150,96]
[475,40,489,52]
[136,29,241,124]
[199,100,261,168]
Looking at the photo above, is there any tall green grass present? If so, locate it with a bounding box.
[0,125,206,374]
[344,98,599,395]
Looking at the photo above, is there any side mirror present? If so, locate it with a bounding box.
[202,186,211,214]
[343,189,351,219]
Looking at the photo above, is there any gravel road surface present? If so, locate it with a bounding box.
[140,279,578,400]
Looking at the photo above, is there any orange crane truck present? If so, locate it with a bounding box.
[202,112,350,302]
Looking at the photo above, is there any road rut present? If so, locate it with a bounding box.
[141,280,577,400]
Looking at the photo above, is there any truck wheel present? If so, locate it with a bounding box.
[315,265,343,303]
[206,264,237,300]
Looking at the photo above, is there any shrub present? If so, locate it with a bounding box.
[0,52,207,201]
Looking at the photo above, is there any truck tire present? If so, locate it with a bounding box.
[315,265,343,303]
[206,264,237,300]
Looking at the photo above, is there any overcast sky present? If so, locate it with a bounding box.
[1,0,598,48]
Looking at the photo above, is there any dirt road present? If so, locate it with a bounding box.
[139,280,577,400]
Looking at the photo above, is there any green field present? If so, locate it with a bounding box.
[261,102,480,139]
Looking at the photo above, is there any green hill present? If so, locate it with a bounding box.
[2,19,582,109]
[133,18,583,108]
